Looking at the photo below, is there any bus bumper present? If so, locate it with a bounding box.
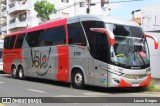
[108,73,151,87]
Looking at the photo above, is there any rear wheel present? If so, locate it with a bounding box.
[18,66,25,80]
[71,69,85,89]
[11,66,18,79]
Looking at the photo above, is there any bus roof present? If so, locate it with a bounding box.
[5,15,140,37]
[68,15,140,27]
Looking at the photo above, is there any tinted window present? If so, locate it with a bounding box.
[26,30,43,47]
[10,36,16,49]
[39,26,66,46]
[15,34,25,49]
[82,21,109,62]
[4,36,16,49]
[68,22,86,46]
[4,37,10,49]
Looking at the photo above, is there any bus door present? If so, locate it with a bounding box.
[92,33,109,87]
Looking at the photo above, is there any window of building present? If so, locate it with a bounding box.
[61,12,69,18]
[39,26,66,46]
[68,22,86,46]
[15,34,25,49]
[61,0,69,3]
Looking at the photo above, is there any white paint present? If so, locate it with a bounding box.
[0,82,4,84]
[28,89,46,93]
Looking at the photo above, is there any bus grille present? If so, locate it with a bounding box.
[123,74,148,79]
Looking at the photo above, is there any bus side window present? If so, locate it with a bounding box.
[15,34,25,49]
[4,37,10,49]
[39,26,66,46]
[68,22,86,46]
[4,36,16,49]
[26,30,43,47]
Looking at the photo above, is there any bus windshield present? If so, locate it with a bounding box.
[107,24,150,68]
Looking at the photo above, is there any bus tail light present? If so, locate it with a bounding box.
[90,28,115,45]
[145,34,159,49]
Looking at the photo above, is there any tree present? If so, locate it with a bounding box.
[34,0,55,21]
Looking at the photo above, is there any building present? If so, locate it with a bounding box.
[131,9,141,25]
[0,0,109,35]
[141,4,160,32]
[131,3,160,79]
[0,0,7,39]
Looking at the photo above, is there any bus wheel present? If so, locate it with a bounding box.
[71,69,85,89]
[11,66,18,79]
[18,66,25,80]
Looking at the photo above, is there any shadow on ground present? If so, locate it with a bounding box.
[1,74,146,94]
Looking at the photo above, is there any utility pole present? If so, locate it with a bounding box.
[86,0,91,14]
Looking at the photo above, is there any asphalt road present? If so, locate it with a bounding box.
[0,73,160,106]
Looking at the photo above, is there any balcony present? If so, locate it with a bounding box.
[9,18,28,30]
[1,22,7,32]
[2,4,7,12]
[2,12,7,18]
[8,1,28,14]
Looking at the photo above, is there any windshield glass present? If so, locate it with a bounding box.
[107,24,150,68]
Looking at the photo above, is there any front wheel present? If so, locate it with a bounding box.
[18,66,25,80]
[71,70,85,89]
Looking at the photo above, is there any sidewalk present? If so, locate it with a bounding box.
[151,78,160,86]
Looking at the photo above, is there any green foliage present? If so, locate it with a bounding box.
[147,81,156,91]
[34,0,55,21]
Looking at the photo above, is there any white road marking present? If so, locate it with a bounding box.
[28,89,46,93]
[0,82,4,84]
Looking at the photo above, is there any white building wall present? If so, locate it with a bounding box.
[2,0,109,34]
[141,4,160,31]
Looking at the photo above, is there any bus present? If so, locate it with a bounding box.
[0,40,3,72]
[3,15,158,89]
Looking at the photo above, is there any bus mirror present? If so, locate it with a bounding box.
[90,28,115,45]
[145,34,159,49]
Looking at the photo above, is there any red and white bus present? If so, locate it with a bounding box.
[3,15,158,89]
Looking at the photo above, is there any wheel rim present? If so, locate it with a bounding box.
[12,68,17,76]
[74,73,83,85]
[19,69,23,78]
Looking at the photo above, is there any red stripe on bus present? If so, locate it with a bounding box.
[118,79,132,87]
[139,74,151,87]
[56,46,70,82]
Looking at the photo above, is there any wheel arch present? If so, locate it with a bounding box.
[70,65,88,84]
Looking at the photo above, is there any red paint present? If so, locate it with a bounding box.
[3,48,23,74]
[90,28,115,45]
[118,79,132,87]
[6,18,67,37]
[139,74,151,87]
[56,46,70,82]
[145,34,158,49]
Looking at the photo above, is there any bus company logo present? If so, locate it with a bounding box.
[2,98,11,103]
[30,47,51,76]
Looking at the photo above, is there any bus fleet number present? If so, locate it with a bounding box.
[74,52,81,56]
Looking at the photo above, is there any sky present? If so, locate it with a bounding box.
[109,0,160,20]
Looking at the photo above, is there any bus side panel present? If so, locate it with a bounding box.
[3,49,22,74]
[56,46,69,82]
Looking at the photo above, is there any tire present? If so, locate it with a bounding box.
[11,66,18,79]
[71,69,85,89]
[18,66,25,80]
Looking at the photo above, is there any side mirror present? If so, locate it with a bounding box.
[145,34,159,49]
[90,28,115,46]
